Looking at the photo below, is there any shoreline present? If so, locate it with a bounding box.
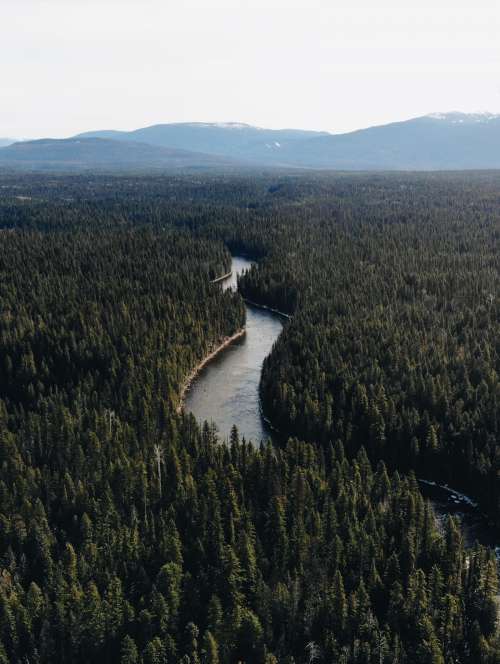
[211,270,232,284]
[258,397,282,437]
[418,478,479,509]
[243,297,292,320]
[176,328,246,413]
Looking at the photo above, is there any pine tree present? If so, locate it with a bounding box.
[120,635,139,664]
[201,630,219,664]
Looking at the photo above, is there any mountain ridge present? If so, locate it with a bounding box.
[3,112,500,171]
[0,136,240,172]
[76,122,329,163]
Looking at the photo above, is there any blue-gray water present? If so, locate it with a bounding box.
[185,256,283,444]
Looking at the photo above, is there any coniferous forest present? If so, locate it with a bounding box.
[0,172,499,663]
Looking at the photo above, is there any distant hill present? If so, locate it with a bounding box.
[3,113,500,171]
[0,138,16,148]
[76,114,500,170]
[77,122,328,163]
[0,137,237,171]
[271,112,500,170]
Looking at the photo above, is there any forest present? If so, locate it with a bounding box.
[0,171,499,663]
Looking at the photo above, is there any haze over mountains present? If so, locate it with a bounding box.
[77,123,328,162]
[1,112,500,171]
[0,137,233,171]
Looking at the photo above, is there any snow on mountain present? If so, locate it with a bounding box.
[426,111,500,123]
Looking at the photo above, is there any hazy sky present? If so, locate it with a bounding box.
[2,0,500,138]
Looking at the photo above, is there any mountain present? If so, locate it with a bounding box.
[270,112,500,170]
[0,137,237,171]
[76,114,500,170]
[76,122,329,162]
[3,113,500,171]
[0,138,16,148]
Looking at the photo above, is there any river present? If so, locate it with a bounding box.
[418,481,498,553]
[186,255,498,556]
[185,256,283,443]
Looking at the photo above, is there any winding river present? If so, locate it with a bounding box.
[185,257,283,443]
[186,256,498,556]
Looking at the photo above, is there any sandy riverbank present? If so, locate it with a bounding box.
[176,328,246,413]
[211,270,232,284]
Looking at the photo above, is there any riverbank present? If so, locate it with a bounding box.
[418,479,479,509]
[243,297,290,436]
[176,328,246,413]
[211,270,232,284]
[258,399,282,436]
[243,298,292,320]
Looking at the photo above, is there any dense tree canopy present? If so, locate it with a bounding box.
[233,174,500,528]
[0,172,498,662]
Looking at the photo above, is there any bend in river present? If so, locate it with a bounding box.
[185,256,283,444]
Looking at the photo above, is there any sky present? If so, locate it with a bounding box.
[2,0,500,139]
